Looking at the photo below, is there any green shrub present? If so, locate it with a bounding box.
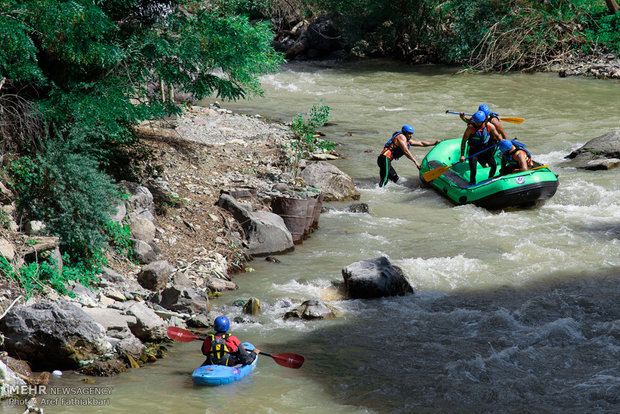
[9,138,118,261]
[290,102,334,177]
[311,0,618,66]
[315,0,508,62]
[585,11,620,54]
[0,255,100,298]
[433,0,508,63]
[1,0,284,268]
[105,220,134,257]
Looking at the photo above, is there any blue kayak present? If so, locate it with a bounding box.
[192,342,257,386]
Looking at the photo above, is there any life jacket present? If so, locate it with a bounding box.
[467,122,490,146]
[488,112,500,121]
[503,140,534,168]
[206,333,232,366]
[381,131,409,160]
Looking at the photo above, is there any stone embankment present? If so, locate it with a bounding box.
[0,103,361,389]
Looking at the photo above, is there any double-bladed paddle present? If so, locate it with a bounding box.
[445,110,525,124]
[166,326,305,369]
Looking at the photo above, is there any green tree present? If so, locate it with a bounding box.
[0,1,282,272]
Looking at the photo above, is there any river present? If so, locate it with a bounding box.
[2,60,619,413]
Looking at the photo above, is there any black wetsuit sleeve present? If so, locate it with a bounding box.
[235,344,257,366]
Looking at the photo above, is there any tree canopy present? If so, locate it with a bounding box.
[0,0,283,265]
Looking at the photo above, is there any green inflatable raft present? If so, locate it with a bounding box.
[419,139,559,209]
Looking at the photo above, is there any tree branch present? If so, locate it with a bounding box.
[606,0,619,13]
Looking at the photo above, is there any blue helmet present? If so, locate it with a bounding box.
[214,316,230,332]
[401,124,414,134]
[478,104,491,116]
[498,139,513,152]
[472,111,486,123]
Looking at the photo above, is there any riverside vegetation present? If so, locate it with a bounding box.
[237,0,619,75]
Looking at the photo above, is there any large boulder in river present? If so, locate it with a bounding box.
[0,301,112,371]
[300,161,360,201]
[565,129,620,170]
[342,257,414,299]
[283,299,339,320]
[217,193,294,256]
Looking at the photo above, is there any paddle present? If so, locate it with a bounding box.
[445,110,524,124]
[422,143,500,182]
[166,326,305,369]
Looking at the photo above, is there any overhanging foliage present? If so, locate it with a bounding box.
[0,0,283,269]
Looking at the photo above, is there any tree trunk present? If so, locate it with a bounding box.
[606,0,620,13]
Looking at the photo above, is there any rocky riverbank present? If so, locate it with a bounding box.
[551,50,620,80]
[0,102,363,399]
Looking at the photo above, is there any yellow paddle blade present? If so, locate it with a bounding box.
[422,164,452,182]
[529,164,548,171]
[499,116,524,124]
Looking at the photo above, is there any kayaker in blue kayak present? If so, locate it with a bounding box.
[201,316,260,367]
[499,139,534,175]
[460,111,502,185]
[378,124,439,187]
[460,104,509,142]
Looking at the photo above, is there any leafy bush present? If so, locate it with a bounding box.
[9,138,118,261]
[467,2,619,71]
[311,0,512,62]
[311,0,618,66]
[105,220,134,258]
[468,6,582,71]
[290,102,333,177]
[432,0,508,63]
[0,255,100,298]
[585,11,620,54]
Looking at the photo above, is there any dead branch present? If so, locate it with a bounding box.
[0,295,22,320]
